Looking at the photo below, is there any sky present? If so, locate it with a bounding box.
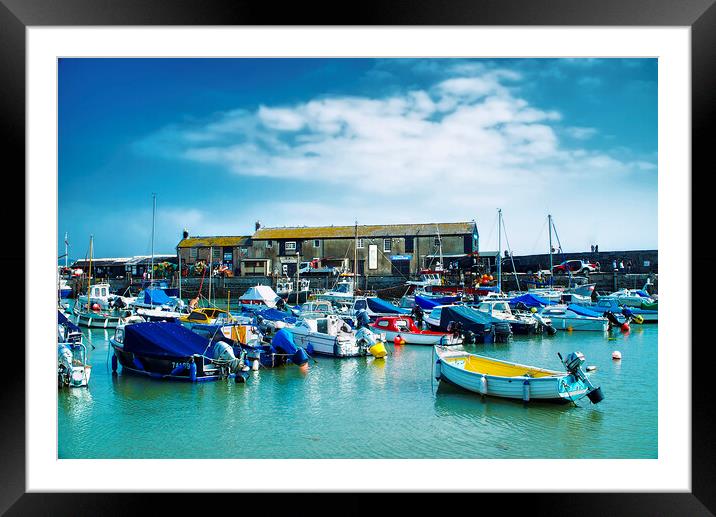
[58,58,657,260]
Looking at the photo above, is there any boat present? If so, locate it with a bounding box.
[276,277,311,304]
[57,311,91,388]
[293,300,336,318]
[73,302,128,329]
[239,285,281,309]
[286,314,386,358]
[598,287,655,308]
[335,296,410,320]
[179,307,235,325]
[77,282,121,310]
[314,277,355,303]
[370,316,462,345]
[470,299,541,334]
[433,347,604,404]
[538,304,608,331]
[577,298,657,323]
[428,305,512,343]
[110,321,249,382]
[58,276,73,299]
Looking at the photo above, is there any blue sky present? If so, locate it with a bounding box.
[58,58,657,260]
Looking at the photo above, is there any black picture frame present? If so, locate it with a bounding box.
[2,1,710,514]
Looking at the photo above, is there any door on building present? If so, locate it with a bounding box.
[390,259,410,277]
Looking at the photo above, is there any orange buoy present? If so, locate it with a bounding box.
[394,335,404,346]
[400,337,407,345]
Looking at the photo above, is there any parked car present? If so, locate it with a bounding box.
[552,259,600,275]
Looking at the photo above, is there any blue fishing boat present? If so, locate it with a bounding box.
[110,321,249,382]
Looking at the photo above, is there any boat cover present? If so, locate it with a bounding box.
[567,304,604,318]
[271,329,300,355]
[123,322,210,359]
[257,308,298,324]
[143,288,173,306]
[415,295,460,310]
[240,285,280,304]
[367,297,410,314]
[509,293,551,309]
[57,310,81,333]
[437,306,493,334]
[640,301,658,311]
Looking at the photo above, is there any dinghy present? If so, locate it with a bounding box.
[434,347,604,404]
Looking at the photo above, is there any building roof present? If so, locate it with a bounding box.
[177,236,252,248]
[71,255,176,267]
[252,222,476,240]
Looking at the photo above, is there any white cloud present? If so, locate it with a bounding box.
[135,64,656,252]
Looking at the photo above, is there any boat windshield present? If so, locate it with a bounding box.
[334,283,351,293]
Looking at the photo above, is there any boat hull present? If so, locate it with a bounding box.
[370,326,461,346]
[286,328,363,357]
[548,316,608,332]
[74,311,123,329]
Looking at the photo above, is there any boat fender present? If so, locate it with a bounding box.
[132,356,144,371]
[189,357,197,382]
[480,375,488,395]
[111,353,118,373]
[433,358,441,380]
[522,379,530,402]
[292,348,309,366]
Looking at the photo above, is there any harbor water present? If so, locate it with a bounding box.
[58,302,657,459]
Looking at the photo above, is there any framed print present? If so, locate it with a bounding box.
[2,0,713,514]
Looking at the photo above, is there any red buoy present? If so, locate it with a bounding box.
[91,303,101,311]
[620,322,630,332]
[393,335,404,346]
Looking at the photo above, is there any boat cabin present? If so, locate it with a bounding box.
[372,316,420,333]
[180,308,232,324]
[87,283,111,299]
[298,315,352,336]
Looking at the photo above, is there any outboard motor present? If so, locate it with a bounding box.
[462,330,476,345]
[493,322,513,343]
[212,340,242,375]
[532,313,557,335]
[57,344,73,387]
[559,351,604,404]
[603,311,622,329]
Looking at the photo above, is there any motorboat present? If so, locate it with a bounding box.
[470,300,541,334]
[598,287,655,308]
[239,285,281,309]
[428,305,512,343]
[58,276,73,299]
[110,321,249,382]
[179,308,235,325]
[314,277,355,303]
[276,277,311,304]
[73,302,129,329]
[434,348,604,404]
[77,283,119,310]
[57,311,91,388]
[538,304,608,331]
[370,316,462,345]
[286,314,386,358]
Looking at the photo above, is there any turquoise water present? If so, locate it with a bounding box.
[58,306,657,459]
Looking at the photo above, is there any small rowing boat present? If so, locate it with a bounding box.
[433,347,604,404]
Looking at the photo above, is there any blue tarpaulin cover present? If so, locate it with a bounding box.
[367,297,410,314]
[271,329,300,355]
[437,306,492,334]
[257,309,298,324]
[58,311,81,333]
[567,304,604,318]
[509,293,551,308]
[143,288,173,306]
[123,322,210,359]
[415,295,460,310]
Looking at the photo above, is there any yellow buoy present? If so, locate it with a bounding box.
[369,342,388,359]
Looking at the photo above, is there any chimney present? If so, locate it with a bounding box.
[182,228,189,239]
[255,220,262,231]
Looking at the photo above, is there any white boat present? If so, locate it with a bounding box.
[598,287,654,307]
[527,287,565,303]
[434,347,604,404]
[77,283,118,310]
[286,314,384,357]
[538,304,608,331]
[315,277,355,303]
[239,285,281,309]
[471,300,540,334]
[423,305,454,329]
[57,311,91,388]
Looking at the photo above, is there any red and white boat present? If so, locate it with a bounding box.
[369,316,462,346]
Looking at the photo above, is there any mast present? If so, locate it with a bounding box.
[150,193,157,308]
[548,214,553,285]
[209,245,213,305]
[64,232,69,268]
[354,219,358,291]
[178,245,182,301]
[296,249,300,304]
[436,224,443,270]
[497,209,502,293]
[86,235,93,311]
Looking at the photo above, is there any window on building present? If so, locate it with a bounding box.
[357,238,364,249]
[434,237,441,247]
[212,248,221,260]
[313,239,320,248]
[383,238,392,252]
[405,237,414,253]
[266,240,273,248]
[286,241,296,251]
[190,248,197,259]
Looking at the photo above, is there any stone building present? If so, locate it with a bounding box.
[176,236,253,275]
[248,221,479,278]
